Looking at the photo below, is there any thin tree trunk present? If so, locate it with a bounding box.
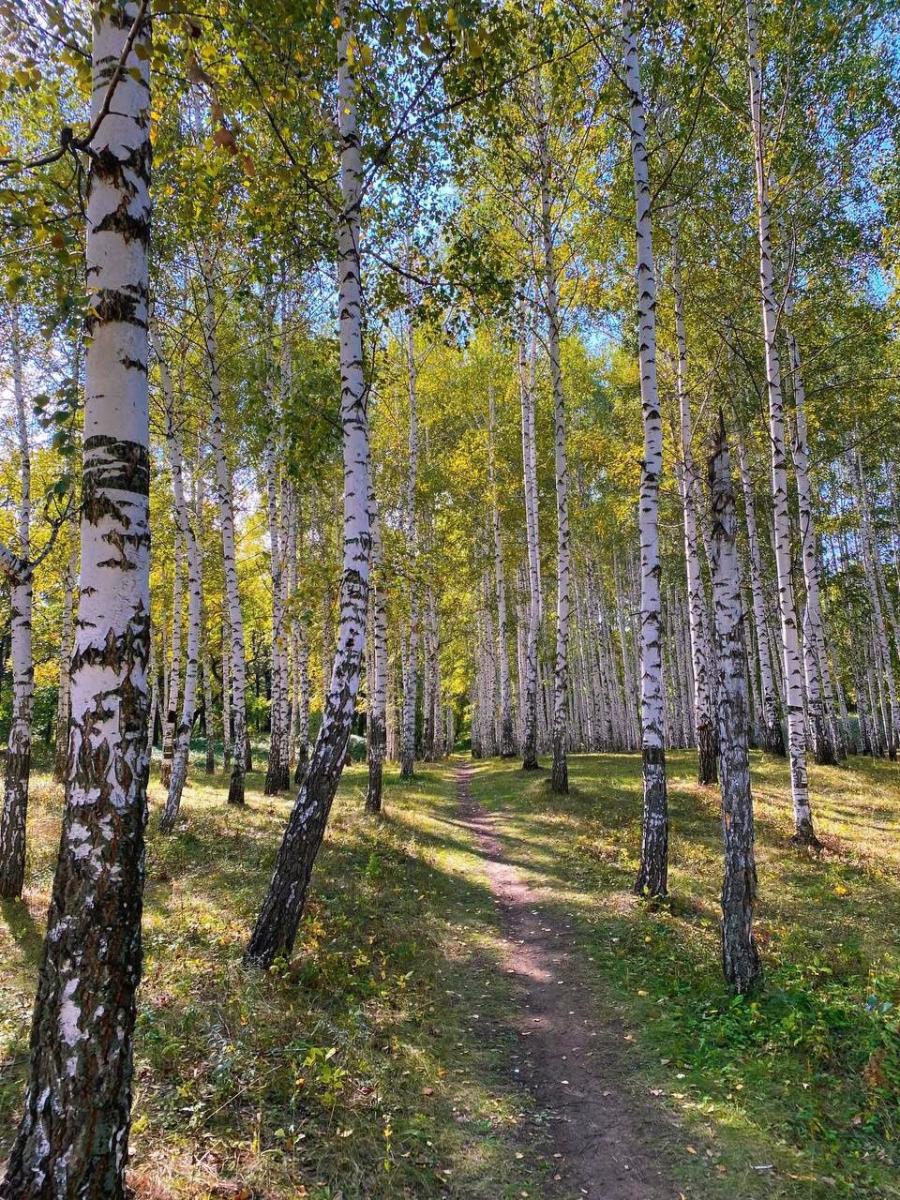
[708,416,762,994]
[245,0,370,967]
[159,526,183,787]
[200,250,248,805]
[1,7,152,1191]
[153,325,203,833]
[746,0,816,844]
[623,0,668,897]
[672,247,717,783]
[366,485,388,813]
[786,302,836,764]
[400,306,419,780]
[519,319,541,770]
[856,451,898,758]
[54,548,78,782]
[0,307,33,900]
[488,381,515,757]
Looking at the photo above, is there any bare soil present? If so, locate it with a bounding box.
[455,764,681,1200]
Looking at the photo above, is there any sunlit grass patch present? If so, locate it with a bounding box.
[468,750,900,1200]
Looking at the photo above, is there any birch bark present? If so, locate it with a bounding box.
[708,417,762,994]
[54,549,78,782]
[519,320,542,769]
[200,251,248,805]
[0,307,34,900]
[366,484,388,813]
[672,248,716,783]
[488,381,515,756]
[153,325,202,832]
[1,5,152,1190]
[786,302,837,764]
[245,0,371,966]
[622,0,668,896]
[746,0,816,843]
[733,426,784,755]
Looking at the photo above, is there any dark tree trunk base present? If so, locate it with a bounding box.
[227,770,245,806]
[697,724,718,785]
[762,719,786,757]
[634,749,668,898]
[365,760,383,814]
[550,740,568,794]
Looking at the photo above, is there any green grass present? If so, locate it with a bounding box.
[1,757,543,1199]
[1,748,898,1198]
[465,750,900,1200]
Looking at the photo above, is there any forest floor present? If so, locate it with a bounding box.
[0,748,898,1200]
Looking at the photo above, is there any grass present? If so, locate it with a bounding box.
[466,749,900,1200]
[1,746,897,1198]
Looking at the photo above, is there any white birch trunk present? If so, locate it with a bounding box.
[200,251,248,805]
[533,72,571,792]
[672,248,717,782]
[623,0,668,895]
[708,417,762,994]
[746,0,816,843]
[856,451,898,758]
[488,382,515,756]
[1,6,152,1188]
[786,303,837,764]
[54,547,79,782]
[245,0,371,967]
[0,307,34,900]
[152,324,203,832]
[519,319,542,769]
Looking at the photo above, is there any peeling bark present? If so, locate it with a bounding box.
[1,6,152,1193]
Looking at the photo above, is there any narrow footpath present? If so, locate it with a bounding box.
[454,763,678,1200]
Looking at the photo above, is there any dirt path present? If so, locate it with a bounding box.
[455,764,678,1200]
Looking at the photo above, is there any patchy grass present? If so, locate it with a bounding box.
[2,749,897,1198]
[0,758,541,1200]
[466,750,900,1200]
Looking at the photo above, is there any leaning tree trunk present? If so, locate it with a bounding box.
[519,320,542,770]
[0,306,33,901]
[54,548,78,782]
[153,325,203,833]
[200,250,248,805]
[244,0,370,968]
[534,73,571,794]
[672,247,716,784]
[623,0,668,897]
[0,6,152,1194]
[488,381,515,757]
[746,0,816,844]
[366,483,388,813]
[708,416,762,995]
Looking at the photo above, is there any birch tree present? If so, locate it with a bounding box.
[245,0,371,967]
[746,0,817,844]
[1,3,152,1190]
[0,308,34,899]
[672,247,716,784]
[200,250,248,806]
[622,0,668,897]
[708,415,762,994]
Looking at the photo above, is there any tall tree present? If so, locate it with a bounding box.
[1,2,152,1192]
[245,0,371,968]
[745,0,816,845]
[622,0,668,897]
[708,415,762,994]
